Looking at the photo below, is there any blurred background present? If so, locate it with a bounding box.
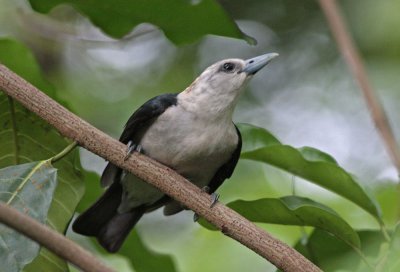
[1,0,399,271]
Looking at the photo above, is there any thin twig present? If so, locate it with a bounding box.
[318,0,400,224]
[0,203,114,272]
[318,0,400,174]
[50,141,78,163]
[0,64,321,272]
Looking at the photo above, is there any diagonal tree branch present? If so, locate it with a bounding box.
[0,64,321,272]
[0,203,115,272]
[318,0,400,174]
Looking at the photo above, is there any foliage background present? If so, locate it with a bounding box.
[1,0,399,271]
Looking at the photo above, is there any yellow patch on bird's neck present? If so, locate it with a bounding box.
[183,76,201,93]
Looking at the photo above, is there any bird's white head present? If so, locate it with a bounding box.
[179,53,278,118]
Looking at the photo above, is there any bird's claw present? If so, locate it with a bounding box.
[124,141,144,161]
[200,186,219,207]
[193,187,219,221]
[210,193,219,208]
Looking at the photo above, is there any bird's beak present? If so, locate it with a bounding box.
[242,53,279,75]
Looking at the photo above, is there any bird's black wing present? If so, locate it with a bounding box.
[101,93,178,187]
[119,93,178,144]
[207,125,242,193]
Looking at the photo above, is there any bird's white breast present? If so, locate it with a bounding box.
[140,104,238,183]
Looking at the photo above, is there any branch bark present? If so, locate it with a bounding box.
[318,0,400,174]
[0,203,114,272]
[0,64,321,272]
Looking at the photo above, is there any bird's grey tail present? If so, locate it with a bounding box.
[72,182,144,252]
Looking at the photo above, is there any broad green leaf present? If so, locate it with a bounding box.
[28,0,255,45]
[297,146,337,164]
[0,161,57,272]
[238,123,381,220]
[239,123,281,152]
[0,39,85,272]
[200,196,360,248]
[78,170,177,272]
[295,229,385,272]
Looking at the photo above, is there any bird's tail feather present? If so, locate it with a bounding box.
[73,182,123,236]
[97,210,144,252]
[72,182,144,252]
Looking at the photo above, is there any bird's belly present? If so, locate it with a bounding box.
[140,116,237,185]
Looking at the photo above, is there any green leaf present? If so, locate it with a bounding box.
[297,146,337,164]
[295,229,385,272]
[0,161,57,272]
[200,196,360,248]
[0,39,85,272]
[77,170,177,272]
[28,0,255,45]
[239,123,281,153]
[238,123,381,221]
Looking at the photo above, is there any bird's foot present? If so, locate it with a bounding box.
[200,186,219,207]
[124,141,144,161]
[193,187,220,222]
[210,192,220,208]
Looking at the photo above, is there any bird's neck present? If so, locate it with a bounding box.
[178,85,241,122]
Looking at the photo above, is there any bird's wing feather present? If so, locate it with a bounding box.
[100,93,178,187]
[119,93,178,143]
[207,124,242,193]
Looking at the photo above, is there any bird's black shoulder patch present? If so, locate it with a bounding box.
[119,93,178,143]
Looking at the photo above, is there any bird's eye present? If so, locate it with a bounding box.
[222,62,235,72]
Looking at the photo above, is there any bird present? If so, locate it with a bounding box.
[72,52,278,252]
